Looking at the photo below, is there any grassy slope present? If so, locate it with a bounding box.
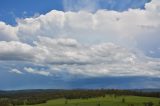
[22,95,160,106]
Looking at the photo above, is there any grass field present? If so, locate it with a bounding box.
[22,95,160,106]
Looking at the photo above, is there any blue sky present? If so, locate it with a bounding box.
[0,0,150,25]
[0,0,63,25]
[0,0,160,90]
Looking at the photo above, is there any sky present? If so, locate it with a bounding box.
[0,0,160,90]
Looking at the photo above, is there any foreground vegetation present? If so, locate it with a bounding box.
[22,95,160,106]
[0,89,159,106]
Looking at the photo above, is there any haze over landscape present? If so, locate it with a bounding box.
[0,0,160,90]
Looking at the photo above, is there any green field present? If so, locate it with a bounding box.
[22,95,160,106]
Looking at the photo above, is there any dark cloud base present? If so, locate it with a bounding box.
[1,72,160,90]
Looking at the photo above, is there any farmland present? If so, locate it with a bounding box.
[0,89,160,106]
[22,95,160,106]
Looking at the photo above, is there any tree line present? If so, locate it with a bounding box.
[0,89,159,106]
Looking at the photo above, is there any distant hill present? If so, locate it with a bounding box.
[133,88,160,92]
[1,88,160,93]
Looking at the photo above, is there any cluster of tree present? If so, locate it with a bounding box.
[0,89,159,105]
[0,98,47,106]
[0,99,10,106]
[103,89,160,98]
[64,90,105,99]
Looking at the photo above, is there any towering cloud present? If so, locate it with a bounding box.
[0,0,160,78]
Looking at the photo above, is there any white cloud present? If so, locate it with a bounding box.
[10,69,23,74]
[145,0,160,12]
[5,3,158,53]
[0,37,159,77]
[0,41,34,61]
[0,0,159,47]
[0,0,160,77]
[0,22,18,41]
[24,67,50,76]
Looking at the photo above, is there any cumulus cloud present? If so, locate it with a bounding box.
[0,22,18,41]
[0,0,160,78]
[145,0,160,11]
[0,37,160,77]
[0,0,156,51]
[0,0,159,46]
[0,41,33,61]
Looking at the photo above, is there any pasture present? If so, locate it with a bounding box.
[22,95,160,106]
